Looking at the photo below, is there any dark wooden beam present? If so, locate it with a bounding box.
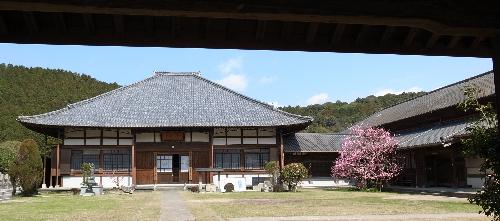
[113,15,124,35]
[425,33,440,49]
[470,36,484,49]
[355,25,370,47]
[281,22,292,41]
[83,14,95,34]
[306,22,319,44]
[0,1,498,37]
[170,16,178,39]
[447,36,461,49]
[54,13,66,33]
[255,20,266,40]
[0,14,6,35]
[143,16,154,35]
[380,26,395,47]
[404,28,418,47]
[23,12,38,34]
[330,23,345,46]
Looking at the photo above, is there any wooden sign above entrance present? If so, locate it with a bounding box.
[160,131,184,142]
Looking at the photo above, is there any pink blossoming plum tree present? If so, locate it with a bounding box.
[332,126,400,190]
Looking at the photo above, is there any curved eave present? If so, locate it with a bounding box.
[17,118,312,137]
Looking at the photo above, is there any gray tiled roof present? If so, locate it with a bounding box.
[285,119,472,152]
[396,119,472,149]
[284,133,347,152]
[358,71,494,127]
[18,72,312,128]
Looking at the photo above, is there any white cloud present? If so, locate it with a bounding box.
[267,101,282,108]
[306,93,329,105]
[217,74,248,92]
[216,57,248,92]
[258,76,276,84]
[218,57,243,75]
[374,86,422,96]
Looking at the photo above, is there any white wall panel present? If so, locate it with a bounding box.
[227,138,241,145]
[119,139,133,145]
[258,137,276,144]
[213,138,226,145]
[243,138,258,144]
[103,139,117,145]
[64,139,84,145]
[85,138,100,145]
[192,132,209,142]
[136,133,155,143]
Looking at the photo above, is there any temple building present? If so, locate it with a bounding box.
[18,72,312,188]
[284,71,495,188]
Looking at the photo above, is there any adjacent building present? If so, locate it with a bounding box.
[18,72,312,188]
[284,71,495,188]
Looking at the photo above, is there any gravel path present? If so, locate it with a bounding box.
[160,190,194,221]
[229,213,486,221]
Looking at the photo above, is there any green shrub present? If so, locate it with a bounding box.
[264,161,281,191]
[281,163,308,192]
[0,141,21,173]
[81,162,94,186]
[224,183,234,192]
[9,139,43,196]
[0,141,21,195]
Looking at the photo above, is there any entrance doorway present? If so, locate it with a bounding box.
[156,153,189,183]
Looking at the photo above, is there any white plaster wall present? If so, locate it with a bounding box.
[212,174,270,187]
[243,138,257,144]
[64,139,84,145]
[136,133,155,142]
[258,137,276,144]
[467,177,484,189]
[103,139,117,145]
[213,138,226,145]
[192,132,209,142]
[62,176,133,188]
[85,138,100,145]
[119,139,133,145]
[62,176,83,188]
[227,138,241,145]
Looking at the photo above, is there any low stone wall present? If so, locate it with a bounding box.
[0,172,13,201]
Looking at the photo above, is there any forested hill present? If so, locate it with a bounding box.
[0,63,424,150]
[0,64,119,152]
[280,92,426,133]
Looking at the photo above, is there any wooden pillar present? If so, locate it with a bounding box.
[209,129,214,184]
[55,144,60,187]
[279,133,285,169]
[42,156,46,188]
[131,144,136,186]
[451,151,457,188]
[493,38,500,167]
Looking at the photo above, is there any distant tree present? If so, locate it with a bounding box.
[281,163,308,192]
[0,141,21,195]
[0,63,119,156]
[332,126,400,190]
[458,86,499,220]
[280,91,425,133]
[9,139,43,196]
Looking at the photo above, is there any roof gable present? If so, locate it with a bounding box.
[18,72,312,128]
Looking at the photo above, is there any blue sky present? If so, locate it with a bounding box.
[0,43,492,106]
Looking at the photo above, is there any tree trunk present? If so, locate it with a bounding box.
[10,176,16,196]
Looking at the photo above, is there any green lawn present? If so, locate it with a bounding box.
[0,191,161,221]
[182,188,485,220]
